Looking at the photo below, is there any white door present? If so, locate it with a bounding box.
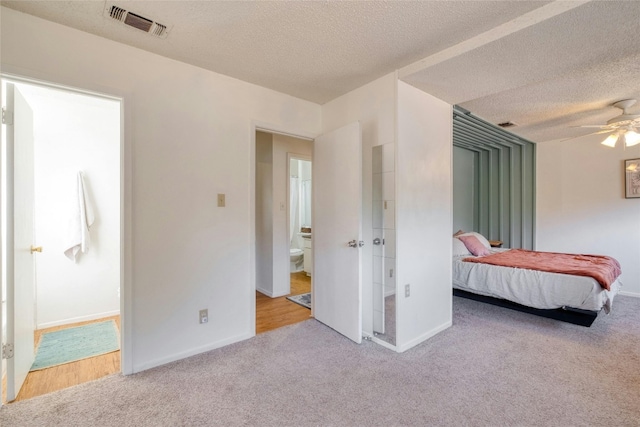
[313,122,362,343]
[3,83,37,402]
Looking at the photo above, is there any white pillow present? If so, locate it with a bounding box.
[457,232,491,249]
[452,238,471,256]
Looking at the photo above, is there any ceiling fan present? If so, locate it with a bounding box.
[578,99,640,147]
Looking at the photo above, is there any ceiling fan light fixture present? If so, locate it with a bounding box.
[624,130,640,147]
[601,133,619,147]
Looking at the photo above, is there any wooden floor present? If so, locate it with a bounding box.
[5,315,121,403]
[256,272,312,334]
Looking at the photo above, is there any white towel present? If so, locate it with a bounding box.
[64,171,95,261]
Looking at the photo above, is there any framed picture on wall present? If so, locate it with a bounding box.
[625,158,640,198]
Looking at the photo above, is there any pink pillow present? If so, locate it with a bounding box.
[458,235,490,257]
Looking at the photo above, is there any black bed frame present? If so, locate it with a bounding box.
[453,289,599,327]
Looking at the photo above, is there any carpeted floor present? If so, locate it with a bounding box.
[2,295,639,426]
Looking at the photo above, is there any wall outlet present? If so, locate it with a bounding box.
[217,193,225,207]
[405,284,410,298]
[199,309,208,324]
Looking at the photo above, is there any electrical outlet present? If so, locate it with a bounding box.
[217,193,225,207]
[199,309,208,324]
[405,284,410,298]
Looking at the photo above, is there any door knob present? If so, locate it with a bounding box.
[30,246,43,254]
[348,240,365,248]
[373,238,381,245]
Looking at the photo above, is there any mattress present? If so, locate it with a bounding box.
[453,249,621,313]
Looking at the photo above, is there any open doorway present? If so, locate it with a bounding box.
[252,121,364,343]
[254,130,313,333]
[1,78,122,402]
[286,154,312,315]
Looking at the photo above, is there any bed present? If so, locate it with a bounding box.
[452,232,622,326]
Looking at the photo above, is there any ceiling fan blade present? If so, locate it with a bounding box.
[559,129,614,143]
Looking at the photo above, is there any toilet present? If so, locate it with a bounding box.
[290,248,304,272]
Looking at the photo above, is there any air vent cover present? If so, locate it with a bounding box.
[105,4,171,38]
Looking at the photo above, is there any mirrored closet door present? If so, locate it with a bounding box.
[372,143,396,346]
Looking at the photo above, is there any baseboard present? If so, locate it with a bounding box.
[37,309,121,329]
[395,320,452,353]
[619,290,640,298]
[256,287,288,298]
[256,287,274,297]
[133,332,253,373]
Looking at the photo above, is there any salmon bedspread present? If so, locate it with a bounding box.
[463,249,621,291]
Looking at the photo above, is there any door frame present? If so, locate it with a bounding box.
[250,121,316,335]
[0,72,133,405]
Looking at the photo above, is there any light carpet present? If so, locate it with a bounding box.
[2,296,639,426]
[31,320,120,371]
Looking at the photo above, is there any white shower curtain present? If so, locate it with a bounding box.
[289,176,299,246]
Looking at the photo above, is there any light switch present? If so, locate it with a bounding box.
[217,193,225,207]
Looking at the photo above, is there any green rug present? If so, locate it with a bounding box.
[31,320,120,371]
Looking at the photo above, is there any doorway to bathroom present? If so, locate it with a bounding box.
[253,121,363,342]
[287,154,312,313]
[255,131,313,333]
[1,77,123,403]
[288,154,312,280]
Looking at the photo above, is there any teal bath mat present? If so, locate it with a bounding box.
[31,320,120,371]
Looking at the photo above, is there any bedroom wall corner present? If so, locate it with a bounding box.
[395,80,453,350]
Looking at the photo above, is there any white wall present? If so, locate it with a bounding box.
[396,81,452,352]
[19,84,121,328]
[1,7,321,372]
[537,134,640,296]
[322,73,396,337]
[255,132,273,297]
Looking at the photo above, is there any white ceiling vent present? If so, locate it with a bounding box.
[104,4,171,38]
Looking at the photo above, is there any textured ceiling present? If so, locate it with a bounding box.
[402,1,640,143]
[3,0,640,143]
